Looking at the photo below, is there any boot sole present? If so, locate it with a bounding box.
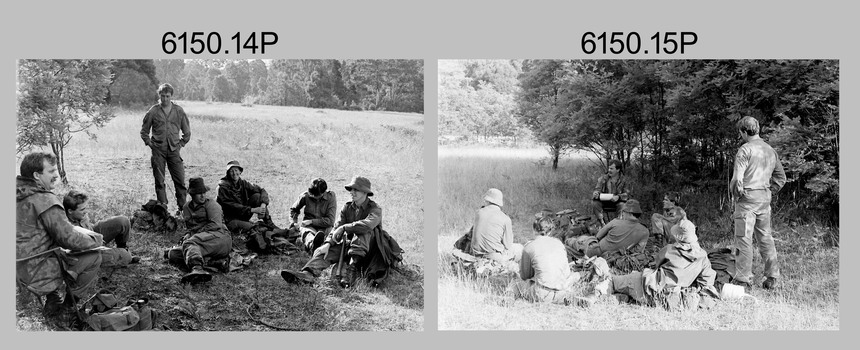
[280,270,313,284]
[181,273,212,284]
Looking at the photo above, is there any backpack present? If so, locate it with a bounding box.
[84,292,158,331]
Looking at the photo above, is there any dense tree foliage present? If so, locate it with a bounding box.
[17,59,115,183]
[513,59,839,224]
[152,59,423,113]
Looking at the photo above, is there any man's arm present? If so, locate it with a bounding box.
[770,151,787,194]
[730,147,749,199]
[289,195,305,224]
[178,107,191,147]
[502,216,514,251]
[140,109,153,146]
[217,184,252,218]
[595,221,613,240]
[42,207,103,251]
[342,204,382,235]
[519,245,534,280]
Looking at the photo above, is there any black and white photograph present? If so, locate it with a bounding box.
[438,59,839,330]
[15,59,425,331]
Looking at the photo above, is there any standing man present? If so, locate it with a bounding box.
[729,116,786,291]
[63,190,137,267]
[280,176,381,288]
[16,153,104,325]
[141,83,190,217]
[470,188,523,270]
[217,160,276,232]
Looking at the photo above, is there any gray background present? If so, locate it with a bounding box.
[2,0,853,346]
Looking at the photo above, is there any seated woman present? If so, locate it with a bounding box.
[590,160,631,226]
[650,191,683,246]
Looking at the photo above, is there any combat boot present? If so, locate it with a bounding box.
[280,269,315,284]
[762,277,778,290]
[181,265,212,284]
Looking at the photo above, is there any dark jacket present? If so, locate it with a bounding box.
[217,176,269,222]
[16,176,102,295]
[289,191,337,230]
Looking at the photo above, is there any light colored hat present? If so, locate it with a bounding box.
[670,219,698,244]
[345,176,373,196]
[225,160,244,174]
[483,188,503,207]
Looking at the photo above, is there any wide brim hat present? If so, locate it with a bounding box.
[344,176,373,196]
[621,199,643,214]
[483,188,504,207]
[225,160,243,174]
[188,177,210,195]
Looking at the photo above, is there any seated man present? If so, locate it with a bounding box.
[508,235,578,303]
[281,176,384,288]
[585,199,648,258]
[289,178,337,253]
[16,153,104,325]
[217,160,276,233]
[590,160,631,226]
[64,190,138,267]
[580,208,718,311]
[470,188,523,271]
[180,177,233,284]
[650,191,683,246]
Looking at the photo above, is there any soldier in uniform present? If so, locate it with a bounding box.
[179,177,233,284]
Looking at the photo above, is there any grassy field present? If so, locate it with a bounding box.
[16,101,425,331]
[437,145,839,330]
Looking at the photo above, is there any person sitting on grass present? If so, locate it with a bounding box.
[179,177,232,284]
[650,191,683,247]
[217,160,279,233]
[507,233,578,304]
[590,160,631,226]
[289,177,337,254]
[470,188,523,272]
[585,199,649,258]
[64,190,140,267]
[577,208,719,311]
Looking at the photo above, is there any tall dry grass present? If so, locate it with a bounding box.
[437,145,839,330]
[16,100,424,331]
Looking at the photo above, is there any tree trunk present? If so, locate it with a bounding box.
[551,144,560,170]
[51,141,68,185]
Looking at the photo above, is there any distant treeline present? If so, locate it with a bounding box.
[109,59,423,113]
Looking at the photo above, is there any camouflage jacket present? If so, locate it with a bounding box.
[16,176,103,295]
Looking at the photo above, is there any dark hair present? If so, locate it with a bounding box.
[630,212,641,219]
[665,191,683,207]
[157,83,174,95]
[608,159,624,173]
[736,116,760,136]
[309,178,328,197]
[63,190,88,211]
[20,152,57,179]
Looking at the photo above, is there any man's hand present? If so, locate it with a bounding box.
[331,226,345,244]
[611,195,619,202]
[592,191,600,200]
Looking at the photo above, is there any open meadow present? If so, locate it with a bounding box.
[437,145,839,330]
[16,100,425,331]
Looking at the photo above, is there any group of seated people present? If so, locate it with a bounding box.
[17,152,389,327]
[464,168,718,310]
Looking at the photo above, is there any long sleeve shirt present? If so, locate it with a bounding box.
[470,204,514,256]
[593,174,631,200]
[336,198,382,236]
[217,177,269,221]
[183,198,227,234]
[290,191,337,229]
[730,135,787,200]
[519,236,571,290]
[140,102,191,151]
[595,217,649,255]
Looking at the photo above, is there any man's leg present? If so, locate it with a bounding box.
[302,242,336,277]
[183,232,232,267]
[591,200,605,225]
[93,216,131,248]
[754,203,780,280]
[226,219,255,233]
[151,147,168,205]
[166,149,187,209]
[64,251,102,299]
[99,248,132,268]
[733,202,756,284]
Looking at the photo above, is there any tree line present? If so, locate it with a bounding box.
[440,59,838,225]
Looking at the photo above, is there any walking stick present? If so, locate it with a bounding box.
[335,232,347,280]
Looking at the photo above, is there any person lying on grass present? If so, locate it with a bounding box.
[178,177,232,284]
[576,207,720,311]
[64,190,140,267]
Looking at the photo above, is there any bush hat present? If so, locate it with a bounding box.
[188,177,210,195]
[345,176,373,196]
[621,199,643,214]
[225,160,243,174]
[483,188,504,207]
